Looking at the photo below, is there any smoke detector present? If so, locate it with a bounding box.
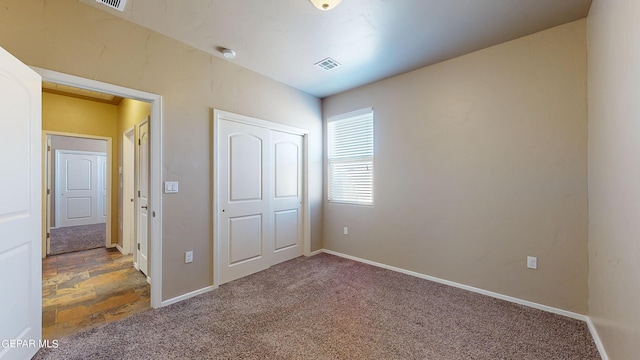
[95,0,126,11]
[222,49,236,59]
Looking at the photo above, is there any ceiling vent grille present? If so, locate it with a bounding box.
[96,0,126,11]
[315,58,341,71]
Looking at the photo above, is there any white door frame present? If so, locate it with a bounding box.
[136,119,150,279]
[45,135,52,255]
[44,132,112,253]
[34,67,163,309]
[122,127,135,255]
[54,149,107,229]
[213,109,311,288]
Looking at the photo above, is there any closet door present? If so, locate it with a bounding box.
[270,130,303,264]
[218,120,272,284]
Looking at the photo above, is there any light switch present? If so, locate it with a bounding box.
[164,181,179,193]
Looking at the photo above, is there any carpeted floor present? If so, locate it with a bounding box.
[34,253,600,359]
[50,223,106,255]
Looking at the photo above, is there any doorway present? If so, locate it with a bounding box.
[34,66,163,311]
[45,134,111,255]
[40,87,154,339]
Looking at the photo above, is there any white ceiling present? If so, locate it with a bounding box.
[81,0,592,98]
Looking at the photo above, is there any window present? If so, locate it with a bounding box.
[328,108,374,205]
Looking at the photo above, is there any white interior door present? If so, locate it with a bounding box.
[97,154,107,223]
[45,136,52,255]
[137,121,150,276]
[219,120,271,284]
[0,45,42,360]
[56,151,104,228]
[217,114,305,285]
[270,131,303,264]
[122,129,135,255]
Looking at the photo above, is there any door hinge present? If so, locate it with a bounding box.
[138,243,140,250]
[138,190,140,197]
[138,139,141,145]
[47,189,50,195]
[46,232,50,239]
[47,145,51,151]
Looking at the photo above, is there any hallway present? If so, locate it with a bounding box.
[42,247,150,339]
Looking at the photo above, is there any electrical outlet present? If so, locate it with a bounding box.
[185,250,193,264]
[527,256,537,270]
[343,227,349,235]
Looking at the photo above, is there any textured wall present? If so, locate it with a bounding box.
[587,0,640,358]
[323,20,588,313]
[0,0,322,301]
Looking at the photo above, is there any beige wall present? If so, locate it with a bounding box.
[0,0,323,300]
[323,20,588,313]
[43,92,119,246]
[117,98,151,248]
[587,0,640,358]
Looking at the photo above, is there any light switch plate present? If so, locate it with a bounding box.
[164,181,179,193]
[527,256,537,270]
[185,250,193,263]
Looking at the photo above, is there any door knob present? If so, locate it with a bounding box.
[141,205,148,209]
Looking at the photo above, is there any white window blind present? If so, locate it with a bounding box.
[328,108,374,205]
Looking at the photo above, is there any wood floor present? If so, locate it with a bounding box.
[42,247,150,340]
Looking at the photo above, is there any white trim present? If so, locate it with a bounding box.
[146,276,151,285]
[45,136,52,257]
[322,249,587,321]
[161,286,215,307]
[115,244,126,255]
[302,134,311,256]
[586,317,610,360]
[133,262,140,271]
[212,109,311,287]
[216,110,309,136]
[34,67,164,309]
[106,243,117,249]
[122,127,135,256]
[306,249,323,257]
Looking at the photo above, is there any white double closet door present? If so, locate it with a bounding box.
[218,118,304,285]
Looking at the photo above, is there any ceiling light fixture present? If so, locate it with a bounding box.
[310,0,342,11]
[222,48,236,59]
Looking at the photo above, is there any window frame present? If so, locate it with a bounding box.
[327,107,374,206]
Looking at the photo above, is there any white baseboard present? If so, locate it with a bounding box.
[306,249,324,257]
[106,243,117,249]
[160,286,215,307]
[586,317,609,360]
[322,249,586,321]
[133,262,140,271]
[115,244,126,255]
[146,276,151,285]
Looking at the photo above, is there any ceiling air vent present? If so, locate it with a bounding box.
[96,0,126,11]
[315,57,341,71]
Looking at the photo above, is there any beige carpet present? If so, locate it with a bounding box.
[35,253,600,359]
[50,223,106,255]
